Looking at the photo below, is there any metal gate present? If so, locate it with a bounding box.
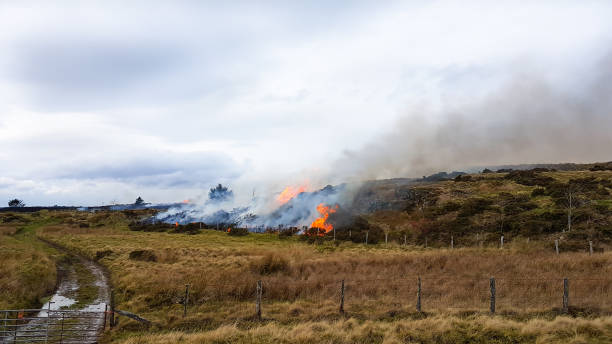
[0,308,106,344]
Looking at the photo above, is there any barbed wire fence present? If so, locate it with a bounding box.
[167,276,611,321]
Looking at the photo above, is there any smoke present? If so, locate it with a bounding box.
[333,52,612,181]
[155,51,612,228]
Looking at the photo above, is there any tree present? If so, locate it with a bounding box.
[564,184,581,232]
[208,184,234,202]
[565,184,582,232]
[8,199,25,207]
[134,196,145,206]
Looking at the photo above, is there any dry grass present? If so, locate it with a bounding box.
[108,315,612,344]
[39,224,612,334]
[0,217,61,309]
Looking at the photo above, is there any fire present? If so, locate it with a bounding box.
[277,185,308,205]
[175,222,179,228]
[310,203,338,233]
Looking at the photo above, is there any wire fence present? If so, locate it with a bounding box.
[0,309,106,344]
[168,276,612,320]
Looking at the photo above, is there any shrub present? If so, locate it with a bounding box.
[250,253,290,275]
[531,188,546,197]
[129,250,157,262]
[458,198,493,217]
[504,170,554,186]
[227,227,249,236]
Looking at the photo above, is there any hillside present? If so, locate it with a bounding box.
[348,168,612,251]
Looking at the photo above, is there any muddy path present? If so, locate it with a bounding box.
[1,241,111,343]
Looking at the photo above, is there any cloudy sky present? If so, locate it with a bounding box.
[1,1,611,206]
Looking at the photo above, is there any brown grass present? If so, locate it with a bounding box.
[108,315,612,344]
[0,217,61,309]
[39,225,612,334]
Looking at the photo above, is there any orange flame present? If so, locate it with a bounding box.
[175,222,179,228]
[277,185,307,205]
[310,203,338,233]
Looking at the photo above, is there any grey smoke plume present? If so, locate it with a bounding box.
[333,53,612,181]
[156,53,612,227]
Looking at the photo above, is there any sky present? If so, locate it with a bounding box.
[1,1,612,206]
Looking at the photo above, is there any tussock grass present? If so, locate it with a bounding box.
[0,216,62,309]
[108,315,612,344]
[39,224,611,333]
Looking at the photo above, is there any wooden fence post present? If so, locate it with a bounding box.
[110,290,115,328]
[45,301,52,342]
[60,313,65,343]
[256,280,262,320]
[563,278,569,313]
[490,277,496,314]
[500,235,504,249]
[183,284,190,317]
[555,240,559,255]
[416,276,422,312]
[349,230,351,239]
[365,231,369,245]
[339,280,345,314]
[103,304,107,330]
[385,232,388,245]
[404,235,407,246]
[451,236,454,249]
[333,227,336,241]
[589,241,593,255]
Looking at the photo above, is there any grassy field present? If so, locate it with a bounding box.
[36,216,611,343]
[2,168,612,342]
[0,212,63,309]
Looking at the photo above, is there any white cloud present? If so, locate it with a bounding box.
[0,1,611,205]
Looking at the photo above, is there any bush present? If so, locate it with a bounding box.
[504,170,554,186]
[129,250,157,262]
[227,227,249,236]
[458,198,493,217]
[129,222,174,232]
[250,253,289,275]
[531,188,546,197]
[279,228,299,238]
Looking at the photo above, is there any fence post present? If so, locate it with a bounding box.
[183,284,190,317]
[110,291,115,328]
[425,237,427,248]
[555,239,559,255]
[256,280,262,320]
[45,302,52,343]
[365,231,369,245]
[385,232,388,245]
[404,235,407,246]
[103,304,107,330]
[500,235,504,249]
[589,241,593,255]
[451,235,454,249]
[59,313,65,344]
[333,227,336,241]
[563,278,569,313]
[416,276,422,312]
[490,277,496,314]
[339,280,345,314]
[349,230,351,238]
[13,311,17,341]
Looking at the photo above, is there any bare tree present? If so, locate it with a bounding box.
[564,184,581,232]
